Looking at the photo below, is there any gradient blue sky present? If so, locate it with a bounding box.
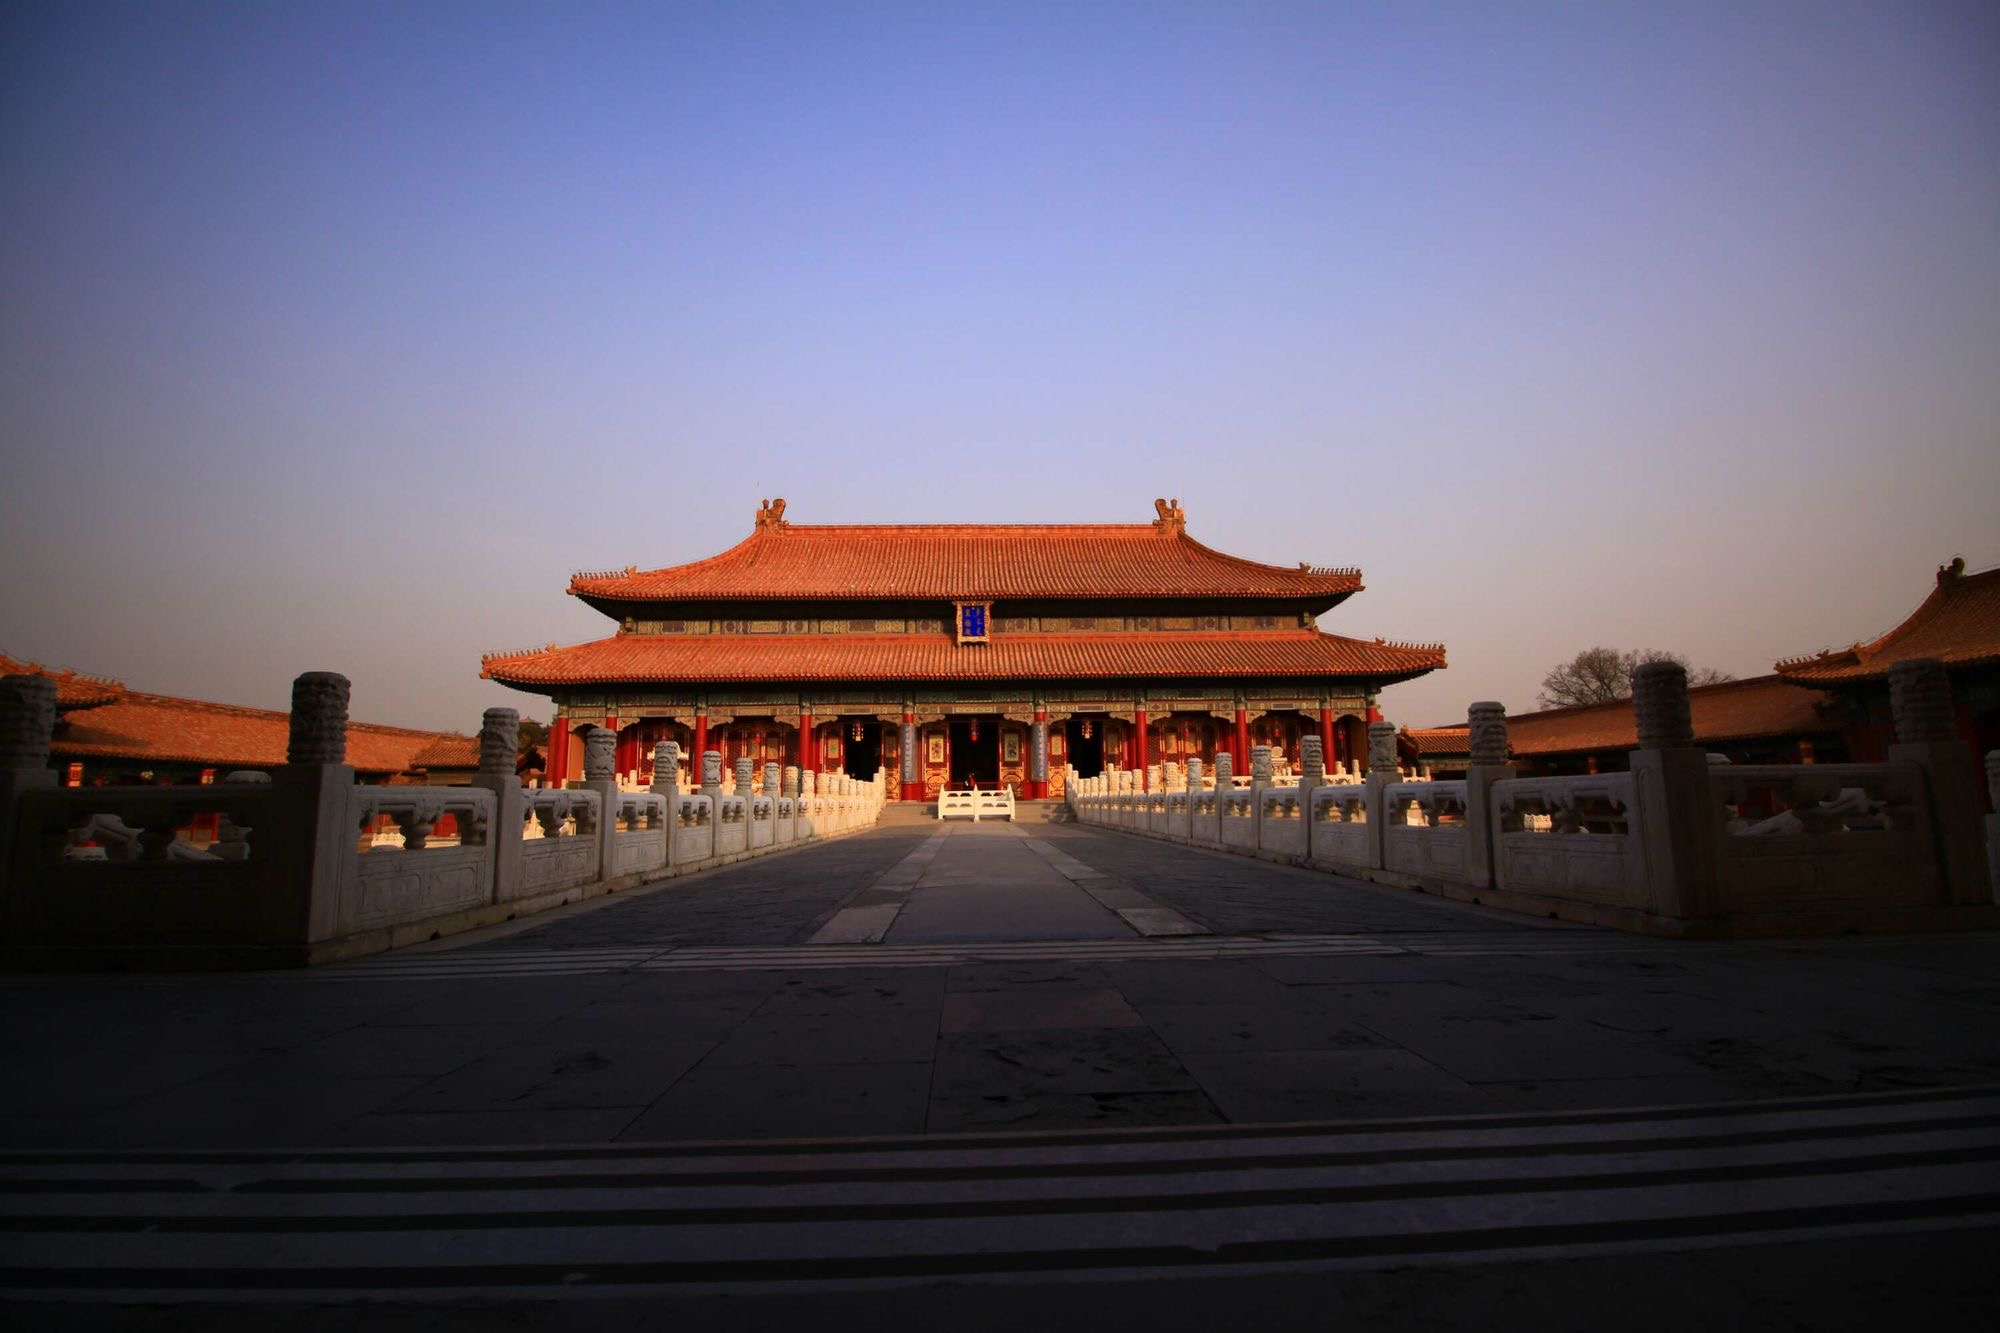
[3,1,1996,732]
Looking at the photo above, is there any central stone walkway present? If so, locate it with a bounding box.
[809,823,1204,944]
[6,820,1997,1323]
[2,820,1995,1151]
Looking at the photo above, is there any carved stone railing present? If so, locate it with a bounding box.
[1382,780,1473,884]
[1309,786,1372,868]
[608,791,669,879]
[1218,788,1256,850]
[673,794,715,863]
[715,795,749,856]
[514,788,600,900]
[340,786,498,933]
[1258,783,1305,858]
[0,670,892,966]
[5,781,294,947]
[1707,763,1939,908]
[1491,773,1654,910]
[1064,682,1994,936]
[19,783,278,866]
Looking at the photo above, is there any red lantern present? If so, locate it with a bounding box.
[969,719,979,742]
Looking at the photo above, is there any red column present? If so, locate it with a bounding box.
[1031,706,1048,798]
[1233,708,1249,768]
[901,710,922,802]
[1319,707,1335,769]
[692,711,709,768]
[549,724,571,788]
[1366,704,1382,723]
[1133,706,1148,789]
[798,711,813,771]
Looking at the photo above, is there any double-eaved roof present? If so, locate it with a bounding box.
[488,500,1446,693]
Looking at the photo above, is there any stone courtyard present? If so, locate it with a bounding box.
[5,818,1998,1326]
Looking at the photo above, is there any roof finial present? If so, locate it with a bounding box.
[1939,554,1965,586]
[1152,497,1186,533]
[756,497,789,531]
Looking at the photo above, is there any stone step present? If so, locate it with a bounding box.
[4,1085,1995,1300]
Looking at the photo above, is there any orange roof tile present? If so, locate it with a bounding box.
[1775,559,2000,684]
[481,630,1446,688]
[1404,726,1471,757]
[1479,675,1843,758]
[410,734,481,769]
[568,500,1363,606]
[2,653,128,711]
[53,691,464,777]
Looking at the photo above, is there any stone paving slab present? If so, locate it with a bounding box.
[3,823,1999,1154]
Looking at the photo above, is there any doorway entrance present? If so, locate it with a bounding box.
[948,718,999,787]
[1064,716,1105,779]
[841,720,881,781]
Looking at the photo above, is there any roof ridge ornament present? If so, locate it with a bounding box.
[1152,497,1186,533]
[756,497,789,531]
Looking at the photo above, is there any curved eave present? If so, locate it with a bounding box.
[480,631,1447,692]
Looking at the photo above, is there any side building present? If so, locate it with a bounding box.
[481,499,1447,799]
[1405,558,1997,812]
[0,653,474,787]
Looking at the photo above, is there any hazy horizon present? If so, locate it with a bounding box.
[4,2,1996,735]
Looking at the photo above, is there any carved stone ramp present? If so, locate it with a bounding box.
[3,1085,1996,1306]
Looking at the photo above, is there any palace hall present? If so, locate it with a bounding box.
[481,500,1447,800]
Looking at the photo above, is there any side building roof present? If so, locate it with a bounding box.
[13,663,472,778]
[1413,674,1844,760]
[55,692,466,776]
[482,629,1446,689]
[567,499,1364,609]
[2,653,128,712]
[1775,558,2000,685]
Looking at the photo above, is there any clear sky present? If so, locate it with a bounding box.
[3,1,1996,733]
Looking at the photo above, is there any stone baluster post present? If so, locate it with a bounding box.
[1213,750,1232,796]
[1889,659,1991,904]
[1251,744,1273,850]
[734,759,755,822]
[1184,756,1204,841]
[472,707,525,902]
[575,725,622,880]
[650,741,682,862]
[0,675,59,890]
[1464,701,1509,890]
[650,742,681,799]
[1299,735,1325,862]
[763,762,780,802]
[278,671,357,944]
[1628,662,1721,921]
[700,750,723,803]
[1362,722,1399,871]
[783,765,799,799]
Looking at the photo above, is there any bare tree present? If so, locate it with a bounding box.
[1537,647,1733,709]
